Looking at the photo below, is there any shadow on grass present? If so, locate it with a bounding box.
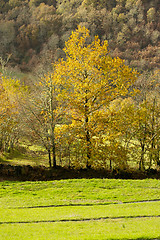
[0,148,49,167]
[109,237,160,240]
[123,238,160,240]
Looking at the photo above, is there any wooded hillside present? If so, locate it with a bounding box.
[0,0,159,72]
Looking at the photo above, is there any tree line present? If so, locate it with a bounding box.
[0,26,159,171]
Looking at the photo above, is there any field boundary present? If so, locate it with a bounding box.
[0,164,160,181]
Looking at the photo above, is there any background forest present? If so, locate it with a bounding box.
[0,0,160,171]
[0,0,160,72]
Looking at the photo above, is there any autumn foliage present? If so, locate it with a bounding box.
[0,26,160,171]
[52,26,138,168]
[0,0,159,72]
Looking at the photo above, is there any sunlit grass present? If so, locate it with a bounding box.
[0,179,160,239]
[0,179,159,208]
[0,202,160,223]
[0,179,160,208]
[0,218,160,240]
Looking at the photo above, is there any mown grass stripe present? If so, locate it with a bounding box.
[12,199,160,209]
[1,215,160,225]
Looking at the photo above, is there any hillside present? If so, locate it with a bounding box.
[0,0,159,72]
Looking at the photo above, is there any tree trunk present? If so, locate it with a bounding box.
[149,97,156,169]
[52,136,56,168]
[85,116,91,168]
[48,149,52,168]
[84,92,91,168]
[68,145,71,168]
[50,80,57,168]
[59,148,62,166]
[156,145,160,169]
[139,143,145,171]
[110,159,112,170]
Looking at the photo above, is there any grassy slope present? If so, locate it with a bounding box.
[1,179,160,207]
[0,179,160,240]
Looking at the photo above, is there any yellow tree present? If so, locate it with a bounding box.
[55,25,138,168]
[0,73,26,152]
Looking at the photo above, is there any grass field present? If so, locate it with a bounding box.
[0,179,160,239]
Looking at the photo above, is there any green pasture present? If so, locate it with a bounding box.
[0,179,160,239]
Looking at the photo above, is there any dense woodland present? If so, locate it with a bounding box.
[0,0,160,72]
[0,0,160,171]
